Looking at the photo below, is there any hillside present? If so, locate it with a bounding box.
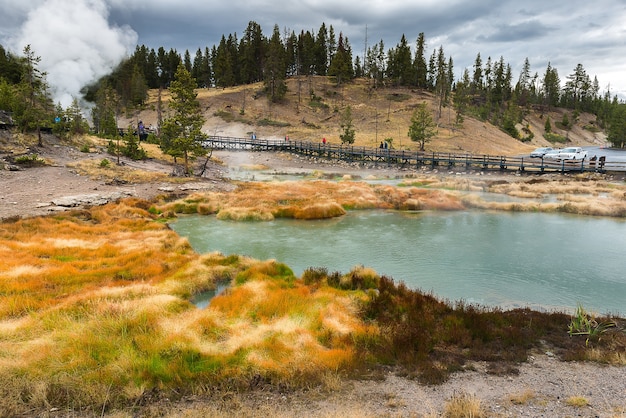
[120,76,607,156]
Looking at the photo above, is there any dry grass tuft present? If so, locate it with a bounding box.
[508,389,536,405]
[443,392,486,418]
[566,395,589,408]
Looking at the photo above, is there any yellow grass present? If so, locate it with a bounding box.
[68,158,180,184]
[443,392,487,418]
[566,395,589,408]
[160,174,626,223]
[508,389,536,405]
[159,180,469,220]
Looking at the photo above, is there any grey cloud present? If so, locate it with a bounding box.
[477,20,553,43]
[2,0,625,99]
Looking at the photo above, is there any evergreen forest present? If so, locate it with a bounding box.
[1,20,625,148]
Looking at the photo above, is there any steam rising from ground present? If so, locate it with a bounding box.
[10,0,137,108]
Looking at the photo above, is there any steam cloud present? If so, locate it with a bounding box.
[10,0,137,108]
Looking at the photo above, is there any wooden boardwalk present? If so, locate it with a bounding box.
[203,136,624,174]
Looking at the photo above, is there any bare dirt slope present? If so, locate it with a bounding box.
[0,131,230,220]
[119,77,606,156]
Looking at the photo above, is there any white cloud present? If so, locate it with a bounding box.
[7,0,137,107]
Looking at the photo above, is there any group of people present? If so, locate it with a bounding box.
[379,141,388,149]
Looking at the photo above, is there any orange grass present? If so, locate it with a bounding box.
[159,180,468,220]
[161,175,626,223]
[0,201,376,414]
[0,203,195,318]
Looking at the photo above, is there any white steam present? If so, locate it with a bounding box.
[11,0,137,108]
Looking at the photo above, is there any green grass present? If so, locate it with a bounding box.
[257,118,291,127]
[545,132,568,143]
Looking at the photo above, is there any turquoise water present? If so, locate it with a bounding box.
[171,211,626,315]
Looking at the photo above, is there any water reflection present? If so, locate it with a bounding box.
[171,211,626,315]
[191,282,229,308]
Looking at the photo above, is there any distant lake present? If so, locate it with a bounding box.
[171,210,626,316]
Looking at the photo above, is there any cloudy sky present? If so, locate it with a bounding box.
[1,0,625,106]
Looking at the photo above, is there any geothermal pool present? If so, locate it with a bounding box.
[171,210,626,315]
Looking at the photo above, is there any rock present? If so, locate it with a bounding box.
[51,191,132,207]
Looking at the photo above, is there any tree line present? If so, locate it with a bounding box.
[1,19,625,148]
[0,44,88,144]
[85,20,624,147]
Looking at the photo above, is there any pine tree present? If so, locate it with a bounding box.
[66,98,88,136]
[542,62,560,110]
[328,25,337,67]
[314,23,328,75]
[91,83,119,138]
[564,63,591,110]
[339,105,355,144]
[240,21,265,84]
[393,34,413,86]
[328,33,353,85]
[265,24,287,102]
[471,53,483,92]
[284,30,298,76]
[453,68,471,125]
[213,35,235,87]
[145,48,159,88]
[414,33,427,89]
[298,30,315,76]
[160,64,207,175]
[607,104,626,148]
[129,63,148,106]
[0,45,23,84]
[408,102,437,151]
[434,46,448,119]
[13,45,53,145]
[183,50,192,72]
[544,116,552,134]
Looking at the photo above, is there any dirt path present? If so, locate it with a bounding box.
[0,134,231,220]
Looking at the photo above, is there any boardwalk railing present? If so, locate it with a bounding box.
[203,136,625,173]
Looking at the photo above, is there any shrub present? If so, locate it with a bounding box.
[257,118,290,127]
[14,154,45,166]
[568,303,616,346]
[386,93,410,102]
[545,132,567,144]
[302,266,328,286]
